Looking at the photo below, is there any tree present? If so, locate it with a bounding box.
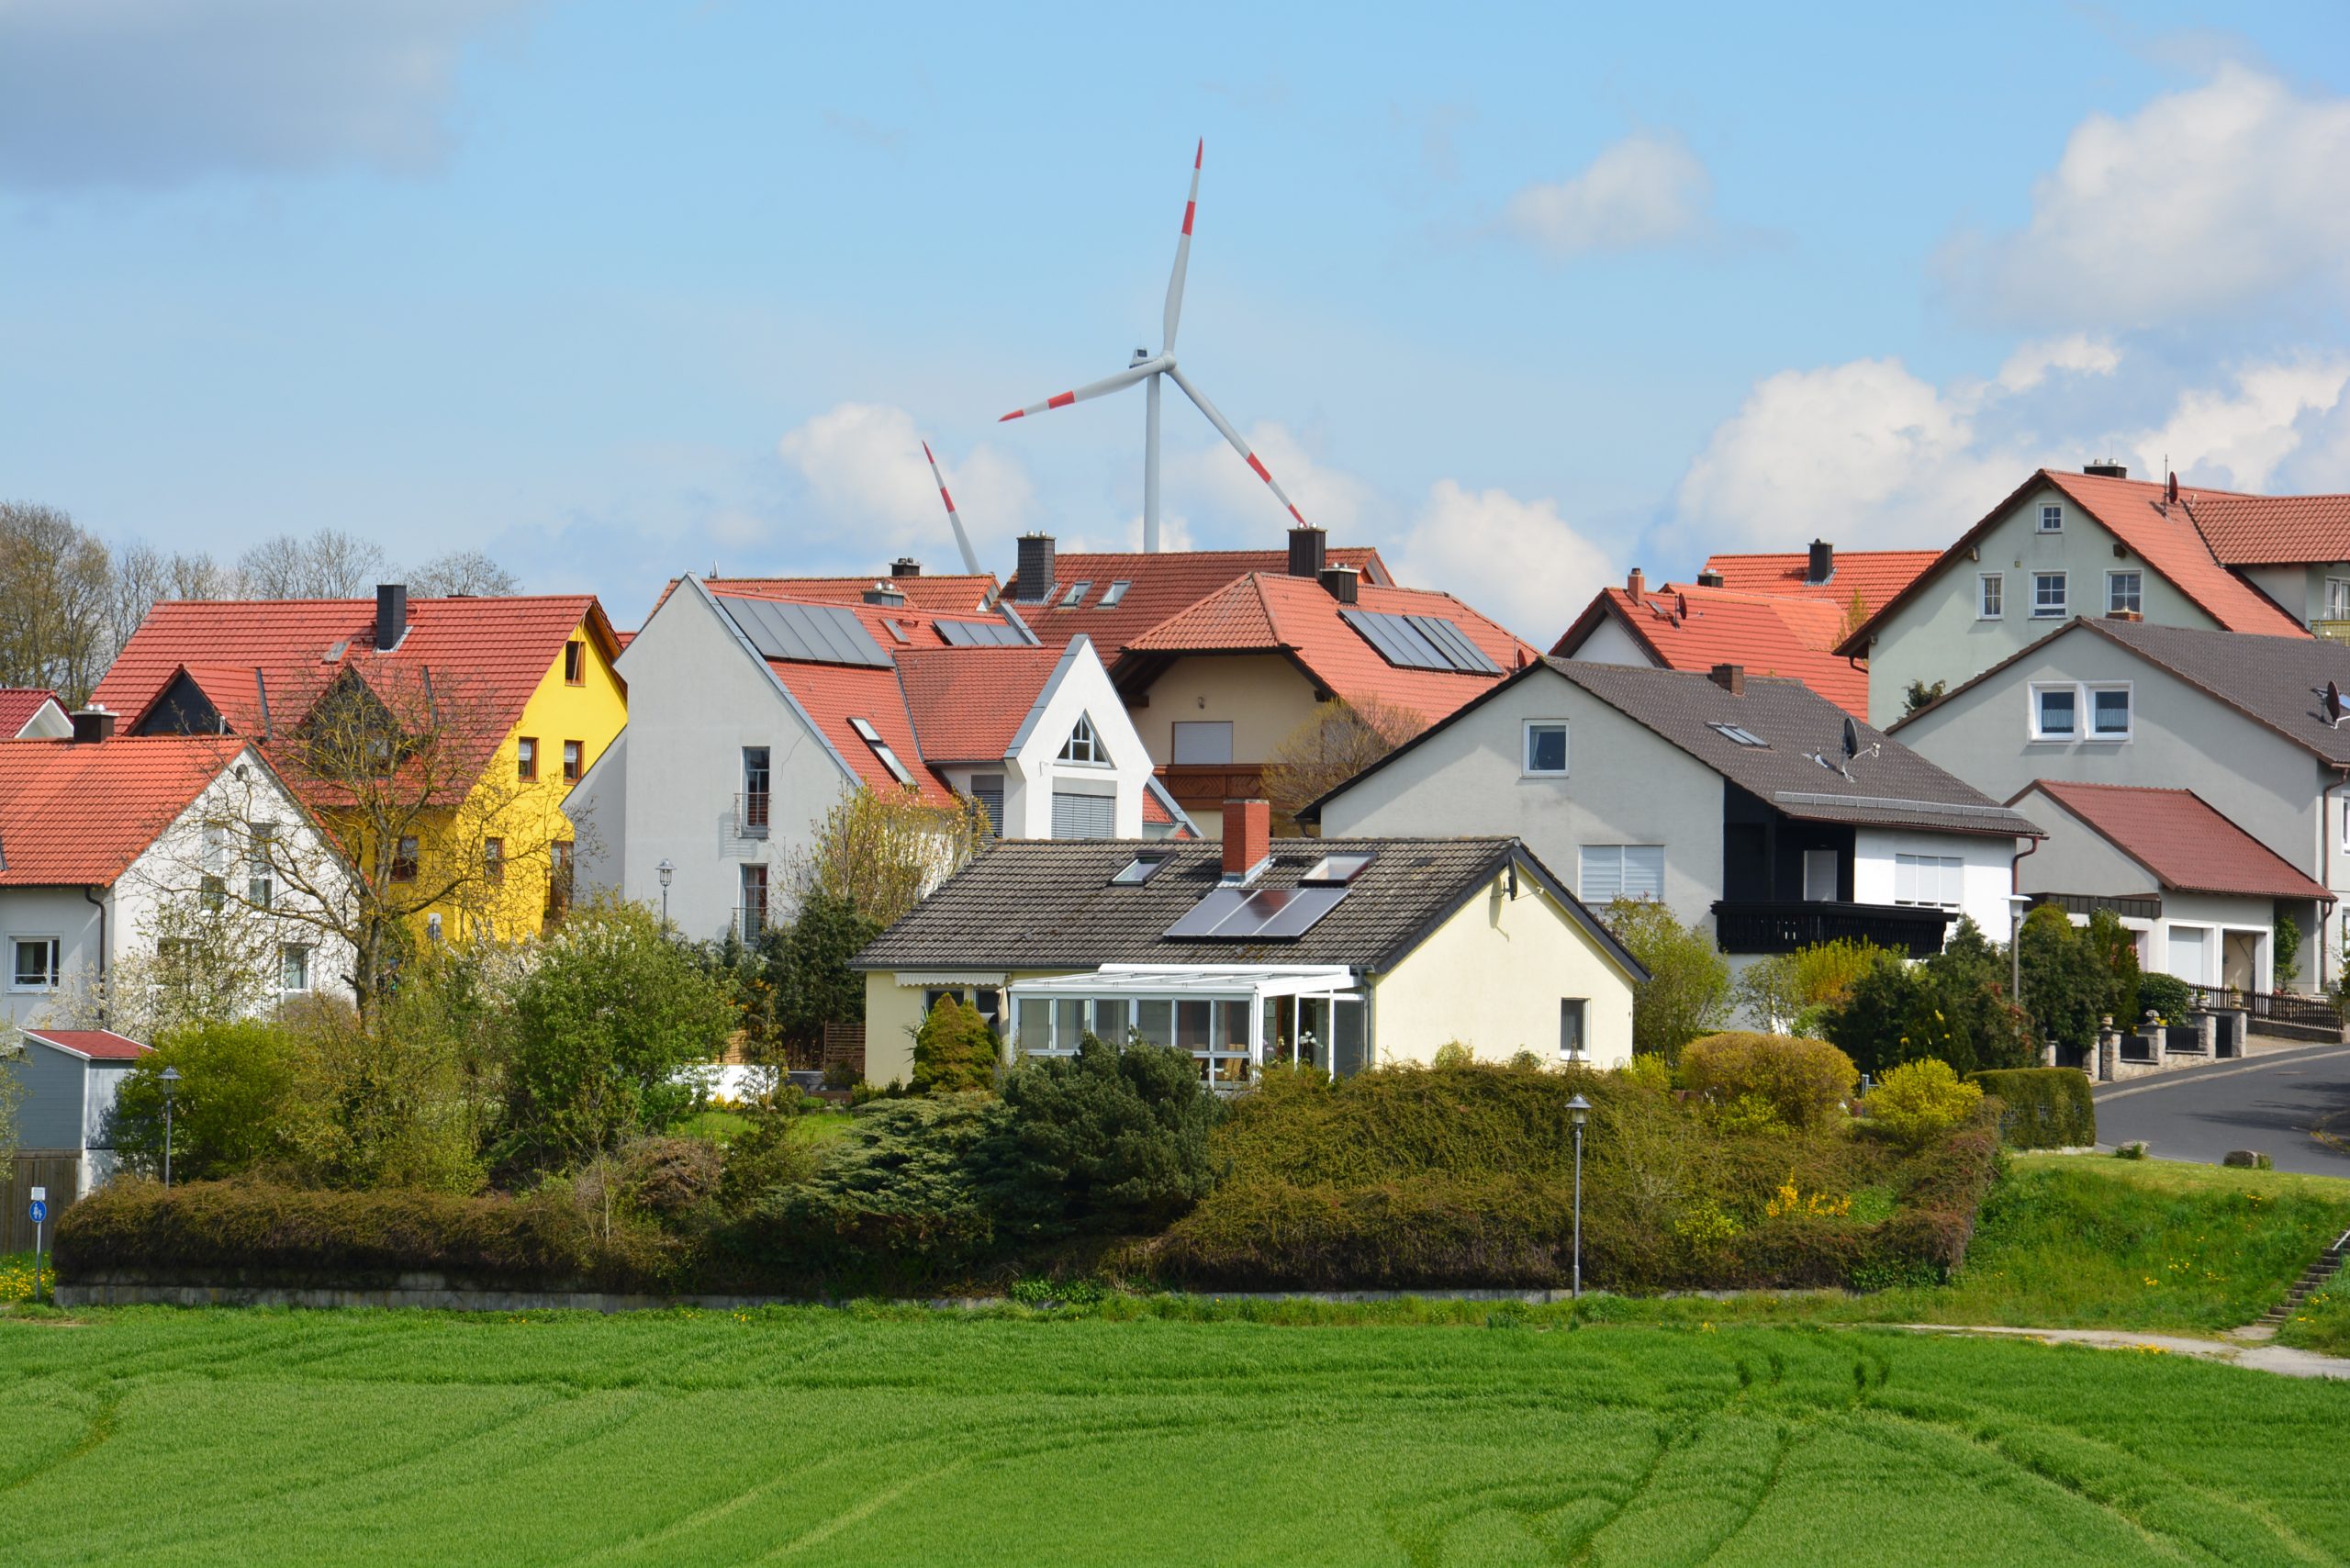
[235,529,388,599]
[1604,898,1731,1063]
[0,501,115,702]
[912,996,998,1094]
[409,551,520,598]
[1260,696,1427,829]
[0,1019,26,1167]
[1902,678,1948,715]
[2018,904,2130,1051]
[109,1021,316,1182]
[106,543,237,675]
[2276,913,2303,988]
[1734,938,1894,1033]
[795,786,986,929]
[979,1034,1225,1237]
[776,890,882,1042]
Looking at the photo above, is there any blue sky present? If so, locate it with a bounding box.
[4,2,2346,634]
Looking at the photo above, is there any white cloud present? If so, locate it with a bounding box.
[2130,355,2350,490]
[1166,420,1378,543]
[1392,480,1616,643]
[1503,131,1713,259]
[1942,63,2350,325]
[1992,333,2121,395]
[776,402,1035,566]
[0,0,534,188]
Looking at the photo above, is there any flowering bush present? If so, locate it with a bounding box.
[1868,1058,1985,1149]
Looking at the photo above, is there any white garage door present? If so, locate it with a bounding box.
[2165,925,2210,986]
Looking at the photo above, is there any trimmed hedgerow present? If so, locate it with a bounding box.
[1971,1068,2096,1150]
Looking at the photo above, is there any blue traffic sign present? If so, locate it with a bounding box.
[28,1200,46,1225]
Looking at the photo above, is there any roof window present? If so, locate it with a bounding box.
[1099,579,1132,608]
[882,620,912,645]
[1110,852,1170,886]
[1707,722,1769,747]
[847,716,916,787]
[1300,851,1374,884]
[1059,580,1091,608]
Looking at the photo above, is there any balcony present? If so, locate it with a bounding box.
[1156,763,1264,812]
[1711,900,1953,958]
[735,790,771,839]
[2315,620,2350,645]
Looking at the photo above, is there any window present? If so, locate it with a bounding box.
[1580,845,1663,902]
[1302,852,1374,884]
[562,740,582,782]
[199,874,227,913]
[970,774,1005,837]
[1559,999,1588,1060]
[517,737,537,781]
[484,837,505,881]
[2107,571,2143,614]
[1707,722,1767,748]
[882,619,912,645]
[1059,714,1104,765]
[1050,790,1115,839]
[564,639,585,685]
[1171,721,1233,766]
[1978,573,2003,620]
[392,834,420,881]
[1058,580,1091,607]
[1110,852,1169,886]
[1802,849,1839,902]
[248,823,276,910]
[739,864,767,938]
[848,717,915,786]
[1524,721,1569,777]
[2032,572,2067,618]
[279,944,312,993]
[547,841,574,918]
[2088,683,2132,739]
[10,937,61,991]
[742,746,771,835]
[1099,579,1131,608]
[2031,684,2077,740]
[2329,577,2350,621]
[1894,853,1964,908]
[2039,502,2064,532]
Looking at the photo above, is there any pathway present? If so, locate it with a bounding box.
[1894,1323,2350,1380]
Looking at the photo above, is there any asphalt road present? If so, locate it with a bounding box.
[2092,1044,2350,1176]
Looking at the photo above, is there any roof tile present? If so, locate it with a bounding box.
[1006,547,1391,662]
[0,735,239,885]
[0,689,62,736]
[1698,551,1937,617]
[2021,779,2333,902]
[1558,584,1868,716]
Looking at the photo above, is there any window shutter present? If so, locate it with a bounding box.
[1624,846,1664,901]
[1051,791,1114,840]
[1579,846,1621,902]
[972,775,1005,837]
[1895,854,1919,905]
[1939,857,1964,908]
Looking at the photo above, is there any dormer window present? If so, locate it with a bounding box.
[1110,852,1169,886]
[1059,714,1104,765]
[2039,503,2064,532]
[1099,580,1131,607]
[1059,580,1091,608]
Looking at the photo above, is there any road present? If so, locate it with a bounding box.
[2092,1044,2350,1176]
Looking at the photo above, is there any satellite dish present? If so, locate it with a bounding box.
[2328,682,2343,728]
[1841,716,1861,762]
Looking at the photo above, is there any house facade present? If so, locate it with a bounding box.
[6,1029,151,1196]
[1305,659,2038,983]
[853,799,1645,1087]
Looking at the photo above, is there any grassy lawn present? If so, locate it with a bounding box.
[4,1306,2349,1566]
[676,1107,856,1148]
[2277,1263,2350,1356]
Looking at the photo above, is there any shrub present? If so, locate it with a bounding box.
[1734,939,1893,1032]
[714,1106,820,1216]
[1678,1032,1857,1131]
[1617,1053,1673,1093]
[976,1035,1225,1238]
[108,1021,314,1182]
[1970,1068,2095,1149]
[2276,913,2303,987]
[767,1092,1002,1263]
[2018,904,2137,1052]
[1867,1059,1984,1149]
[1430,1041,1474,1068]
[2136,972,2194,1025]
[912,997,998,1094]
[1605,899,1731,1063]
[1825,942,2035,1080]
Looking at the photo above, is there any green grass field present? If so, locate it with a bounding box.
[4,1305,2348,1566]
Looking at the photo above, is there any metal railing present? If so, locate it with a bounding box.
[1710,900,1953,958]
[735,790,771,839]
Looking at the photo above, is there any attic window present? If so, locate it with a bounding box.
[323,640,349,663]
[1059,580,1092,608]
[1301,851,1374,885]
[847,716,916,787]
[882,620,912,645]
[564,640,585,685]
[1708,722,1769,747]
[1099,579,1131,608]
[1110,852,1169,886]
[1059,714,1104,765]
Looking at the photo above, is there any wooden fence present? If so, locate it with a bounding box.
[3,1153,81,1253]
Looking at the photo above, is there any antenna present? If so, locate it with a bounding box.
[1811,715,1882,781]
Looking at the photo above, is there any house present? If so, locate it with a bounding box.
[573,577,1187,943]
[90,585,627,942]
[0,689,71,740]
[1002,527,1531,831]
[5,1028,151,1197]
[1699,541,1939,619]
[2006,780,2332,991]
[1888,616,2350,990]
[1303,658,2040,980]
[658,558,1002,620]
[0,714,356,1027]
[1555,567,1869,716]
[852,798,1645,1086]
[1837,465,2320,726]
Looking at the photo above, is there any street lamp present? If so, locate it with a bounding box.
[160,1066,182,1190]
[1566,1092,1591,1299]
[656,858,675,925]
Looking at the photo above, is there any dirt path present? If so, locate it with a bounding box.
[1893,1323,2350,1380]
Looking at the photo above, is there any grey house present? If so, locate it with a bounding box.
[6,1028,150,1197]
[1892,616,2350,991]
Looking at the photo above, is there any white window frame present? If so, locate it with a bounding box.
[279,943,313,994]
[2087,681,2133,741]
[2030,682,2079,741]
[2328,577,2350,622]
[2038,502,2064,532]
[2031,572,2067,618]
[1522,720,1570,778]
[1058,714,1107,767]
[2106,570,2142,615]
[1559,998,1588,1060]
[1893,853,1964,909]
[1977,573,2003,620]
[9,935,62,992]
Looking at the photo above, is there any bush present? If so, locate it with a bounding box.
[1867,1059,1984,1150]
[1617,1053,1673,1093]
[1824,939,2036,1080]
[1604,899,1731,1063]
[1970,1068,2095,1149]
[1734,939,1894,1032]
[108,1022,312,1182]
[976,1035,1224,1238]
[912,997,997,1094]
[2277,913,2303,987]
[1678,1032,1857,1131]
[2018,904,2138,1051]
[767,1092,1002,1264]
[2136,972,2193,1025]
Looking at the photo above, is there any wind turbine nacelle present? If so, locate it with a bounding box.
[1132,348,1153,365]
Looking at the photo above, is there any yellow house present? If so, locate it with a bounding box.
[94,584,628,945]
[851,799,1645,1088]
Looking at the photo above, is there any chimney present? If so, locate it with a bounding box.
[1695,570,1725,588]
[1014,533,1056,603]
[1221,799,1271,880]
[1806,540,1833,585]
[1318,564,1360,604]
[1287,524,1326,579]
[862,582,907,607]
[2084,461,2129,478]
[375,583,408,652]
[890,556,922,578]
[70,705,116,745]
[1626,566,1646,599]
[1708,663,1745,695]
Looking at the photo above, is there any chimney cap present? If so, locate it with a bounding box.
[2084,461,2129,478]
[890,556,922,577]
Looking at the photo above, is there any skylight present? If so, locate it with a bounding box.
[882,620,912,645]
[1110,852,1169,886]
[1301,852,1374,885]
[1059,580,1092,607]
[1707,722,1769,748]
[847,716,916,787]
[1099,579,1132,608]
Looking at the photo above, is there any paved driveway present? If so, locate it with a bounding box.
[2092,1044,2350,1176]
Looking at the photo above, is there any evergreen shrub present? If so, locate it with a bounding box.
[1970,1068,2096,1149]
[1678,1032,1857,1130]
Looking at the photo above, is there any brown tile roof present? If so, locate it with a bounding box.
[852,834,1640,977]
[0,735,242,886]
[2188,493,2350,566]
[1554,584,1868,717]
[24,1029,151,1061]
[2016,780,2333,902]
[0,689,62,736]
[1005,547,1392,662]
[1699,550,1937,617]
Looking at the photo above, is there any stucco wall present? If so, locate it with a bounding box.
[1368,873,1636,1067]
[993,639,1153,840]
[1862,484,2221,726]
[1123,653,1321,769]
[1,889,106,1028]
[1852,827,2019,942]
[1563,615,1656,668]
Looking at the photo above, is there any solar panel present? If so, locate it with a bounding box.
[1164,884,1348,940]
[1338,609,1495,674]
[1406,615,1501,674]
[722,598,891,667]
[1253,887,1346,938]
[1165,888,1258,938]
[935,618,1031,648]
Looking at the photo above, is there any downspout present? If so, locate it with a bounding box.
[83,883,108,1027]
[2009,836,2039,1006]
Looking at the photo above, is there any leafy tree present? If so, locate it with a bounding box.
[1924,918,2039,1072]
[795,786,986,929]
[0,1019,26,1166]
[778,890,882,1039]
[2018,904,2123,1051]
[279,988,490,1194]
[0,500,114,702]
[498,898,739,1169]
[1261,696,1427,830]
[1824,934,2038,1081]
[2276,913,2303,988]
[979,1035,1225,1238]
[109,1021,315,1182]
[1604,898,1730,1063]
[1902,678,1948,715]
[912,996,997,1094]
[1734,938,1894,1033]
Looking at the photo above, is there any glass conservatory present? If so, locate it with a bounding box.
[1006,965,1368,1089]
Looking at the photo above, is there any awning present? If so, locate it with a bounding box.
[1009,964,1359,999]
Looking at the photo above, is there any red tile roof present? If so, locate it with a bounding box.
[1699,550,1937,617]
[770,658,960,807]
[894,644,1070,763]
[2186,492,2350,566]
[1117,573,1531,727]
[1555,584,1870,717]
[2018,780,2333,902]
[1006,547,1392,663]
[0,689,63,737]
[0,735,241,886]
[661,573,1002,621]
[24,1029,151,1061]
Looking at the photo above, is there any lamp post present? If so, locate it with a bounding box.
[656,858,675,926]
[1566,1092,1591,1299]
[160,1066,182,1190]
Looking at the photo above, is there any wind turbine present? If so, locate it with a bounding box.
[922,441,985,576]
[998,140,1305,552]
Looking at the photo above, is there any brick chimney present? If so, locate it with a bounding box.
[69,705,116,745]
[1626,566,1646,599]
[1221,799,1271,881]
[375,583,408,652]
[1287,525,1326,579]
[1708,663,1745,695]
[1014,533,1056,602]
[890,556,922,577]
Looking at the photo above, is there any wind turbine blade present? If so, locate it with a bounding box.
[998,357,1164,421]
[1167,364,1307,526]
[1162,138,1202,351]
[923,441,984,577]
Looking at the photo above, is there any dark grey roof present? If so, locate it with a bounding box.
[853,835,1645,979]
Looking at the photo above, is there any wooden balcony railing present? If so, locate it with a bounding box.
[1156,763,1266,808]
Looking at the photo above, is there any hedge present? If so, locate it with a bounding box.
[1970,1068,2096,1150]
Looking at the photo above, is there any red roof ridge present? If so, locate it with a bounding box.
[2016,777,2333,902]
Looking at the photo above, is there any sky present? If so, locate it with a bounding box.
[4,2,2348,638]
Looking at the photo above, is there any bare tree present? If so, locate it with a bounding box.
[1260,696,1429,832]
[793,786,987,929]
[106,543,239,670]
[0,501,115,701]
[408,550,520,598]
[236,528,389,599]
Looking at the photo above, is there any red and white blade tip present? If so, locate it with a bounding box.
[1194,139,1203,169]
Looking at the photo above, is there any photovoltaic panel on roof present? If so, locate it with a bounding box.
[935,618,1030,648]
[722,598,891,667]
[1406,614,1501,674]
[1253,886,1346,938]
[1337,608,1496,674]
[1165,887,1256,938]
[1163,884,1348,941]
